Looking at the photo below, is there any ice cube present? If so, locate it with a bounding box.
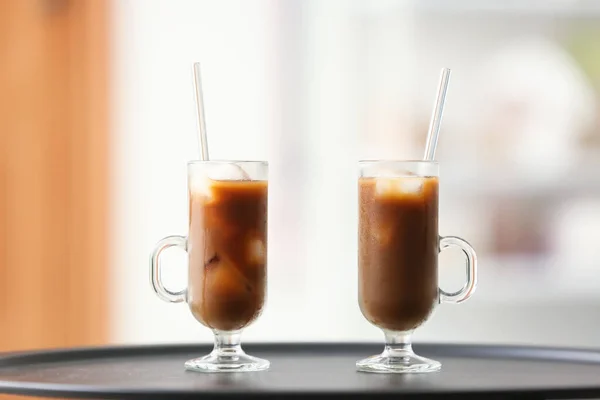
[375,177,423,197]
[204,253,220,269]
[374,168,398,178]
[397,177,424,194]
[189,163,251,198]
[205,258,252,300]
[247,237,266,265]
[375,178,400,197]
[189,175,215,199]
[366,165,417,178]
[209,163,251,181]
[373,223,394,245]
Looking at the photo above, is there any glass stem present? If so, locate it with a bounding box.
[383,330,414,357]
[213,330,244,358]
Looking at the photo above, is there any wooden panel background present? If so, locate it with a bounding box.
[0,0,109,363]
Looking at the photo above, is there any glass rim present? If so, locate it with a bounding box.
[188,160,268,166]
[359,160,439,165]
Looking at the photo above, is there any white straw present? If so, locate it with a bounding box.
[193,62,209,161]
[423,68,452,161]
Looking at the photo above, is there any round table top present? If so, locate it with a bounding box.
[1,343,600,399]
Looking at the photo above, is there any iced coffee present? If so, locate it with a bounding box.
[359,175,439,332]
[187,179,268,332]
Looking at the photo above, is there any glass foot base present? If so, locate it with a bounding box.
[185,351,270,373]
[356,351,441,374]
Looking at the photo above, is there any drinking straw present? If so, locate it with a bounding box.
[423,68,452,161]
[192,62,250,179]
[193,62,210,160]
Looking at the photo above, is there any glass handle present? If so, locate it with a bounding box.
[438,236,478,304]
[150,235,188,303]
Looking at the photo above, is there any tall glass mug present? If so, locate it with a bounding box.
[357,160,477,373]
[150,161,269,373]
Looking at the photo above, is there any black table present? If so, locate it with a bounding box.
[1,343,600,399]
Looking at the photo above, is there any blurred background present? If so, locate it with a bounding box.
[2,0,600,356]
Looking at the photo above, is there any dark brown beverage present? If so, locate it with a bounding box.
[359,176,439,332]
[187,180,267,331]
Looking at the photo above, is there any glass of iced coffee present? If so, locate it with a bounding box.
[357,160,477,373]
[150,160,269,373]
